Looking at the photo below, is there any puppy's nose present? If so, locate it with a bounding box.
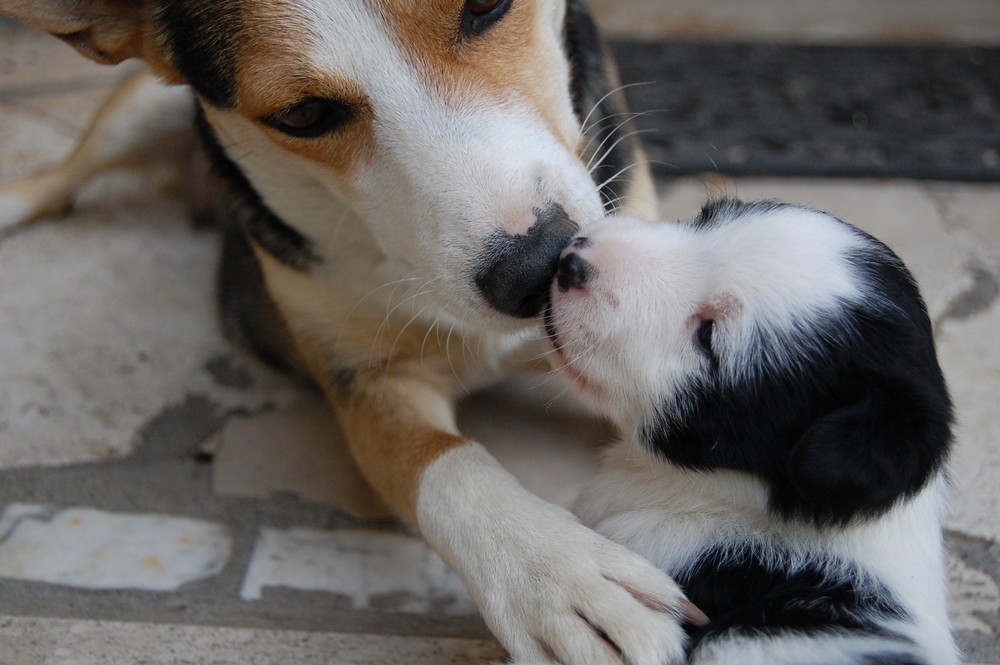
[556,251,594,291]
[474,203,579,318]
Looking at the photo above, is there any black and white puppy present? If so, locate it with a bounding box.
[544,199,959,665]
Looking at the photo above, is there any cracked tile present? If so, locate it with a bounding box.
[207,394,392,519]
[927,182,1000,261]
[241,526,475,615]
[0,194,302,469]
[948,551,999,635]
[0,504,232,591]
[938,303,1000,542]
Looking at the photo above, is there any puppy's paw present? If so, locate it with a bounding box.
[480,510,704,665]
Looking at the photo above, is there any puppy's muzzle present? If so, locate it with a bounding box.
[474,203,579,318]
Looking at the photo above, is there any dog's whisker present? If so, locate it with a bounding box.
[387,303,433,367]
[595,160,650,201]
[344,276,423,322]
[581,108,664,170]
[588,128,657,178]
[365,278,428,365]
[371,276,444,368]
[579,110,643,161]
[441,322,470,393]
[578,81,654,138]
[419,319,434,361]
[584,116,648,173]
[337,276,425,351]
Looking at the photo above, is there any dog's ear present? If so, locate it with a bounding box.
[786,371,951,525]
[2,1,151,65]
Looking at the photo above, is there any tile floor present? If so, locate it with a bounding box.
[1,4,999,664]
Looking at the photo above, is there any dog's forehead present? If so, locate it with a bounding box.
[163,0,567,109]
[234,0,419,105]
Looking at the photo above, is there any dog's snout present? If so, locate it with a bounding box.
[474,203,579,318]
[556,251,595,291]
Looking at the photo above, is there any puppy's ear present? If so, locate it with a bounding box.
[786,373,951,525]
[2,1,151,64]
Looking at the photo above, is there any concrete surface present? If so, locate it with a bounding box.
[1,4,998,665]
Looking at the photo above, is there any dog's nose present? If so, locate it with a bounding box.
[556,251,594,291]
[474,203,579,318]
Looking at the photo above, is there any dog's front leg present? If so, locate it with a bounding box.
[334,372,699,665]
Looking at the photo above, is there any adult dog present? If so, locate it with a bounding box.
[0,1,704,663]
[545,199,959,664]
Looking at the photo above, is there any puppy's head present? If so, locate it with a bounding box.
[545,199,953,524]
[7,0,645,331]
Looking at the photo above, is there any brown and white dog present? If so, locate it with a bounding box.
[0,1,704,663]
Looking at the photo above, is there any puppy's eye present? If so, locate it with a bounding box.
[461,0,513,37]
[696,319,715,357]
[263,98,353,138]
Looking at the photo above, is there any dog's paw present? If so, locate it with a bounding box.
[419,445,706,665]
[482,513,702,665]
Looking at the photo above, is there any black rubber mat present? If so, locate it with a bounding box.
[609,42,1000,181]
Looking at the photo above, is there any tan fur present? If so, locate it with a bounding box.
[242,81,377,178]
[381,0,582,151]
[337,376,469,524]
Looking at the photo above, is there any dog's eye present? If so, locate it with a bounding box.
[263,98,353,138]
[461,0,513,37]
[696,319,715,357]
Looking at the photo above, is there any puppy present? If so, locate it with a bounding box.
[0,1,702,663]
[545,199,959,664]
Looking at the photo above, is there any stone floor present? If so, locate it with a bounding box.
[1,4,999,664]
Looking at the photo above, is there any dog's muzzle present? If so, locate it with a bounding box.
[473,203,579,318]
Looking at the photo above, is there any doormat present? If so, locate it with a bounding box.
[609,42,1000,181]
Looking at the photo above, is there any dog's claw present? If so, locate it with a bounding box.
[680,598,710,627]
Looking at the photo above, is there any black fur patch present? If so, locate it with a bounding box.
[679,544,919,660]
[563,0,640,211]
[859,654,931,665]
[217,229,305,376]
[641,203,953,525]
[692,198,796,229]
[154,0,245,108]
[195,111,318,270]
[681,545,910,634]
